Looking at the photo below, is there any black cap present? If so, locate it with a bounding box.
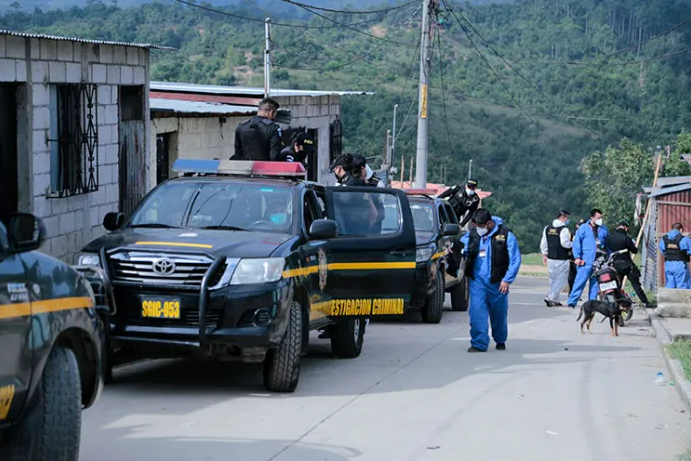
[617,220,630,229]
[329,153,353,171]
[467,178,478,188]
[294,132,314,153]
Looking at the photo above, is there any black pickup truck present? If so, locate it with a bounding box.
[405,191,469,321]
[76,159,419,392]
[0,213,103,461]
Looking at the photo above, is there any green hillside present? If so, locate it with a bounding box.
[2,0,689,250]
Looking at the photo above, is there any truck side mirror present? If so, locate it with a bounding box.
[443,223,461,237]
[309,219,338,240]
[103,212,125,231]
[8,213,46,253]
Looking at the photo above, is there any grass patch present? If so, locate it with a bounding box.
[667,341,691,382]
[519,272,548,278]
[522,253,544,266]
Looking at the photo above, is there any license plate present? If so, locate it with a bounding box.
[141,298,181,319]
[599,281,618,292]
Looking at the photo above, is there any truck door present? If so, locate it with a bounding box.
[0,222,31,426]
[320,187,416,317]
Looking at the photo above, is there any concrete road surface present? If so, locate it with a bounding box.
[81,277,691,461]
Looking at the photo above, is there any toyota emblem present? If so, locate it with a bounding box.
[152,258,176,276]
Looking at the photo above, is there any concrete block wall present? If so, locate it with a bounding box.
[277,95,341,185]
[0,34,150,263]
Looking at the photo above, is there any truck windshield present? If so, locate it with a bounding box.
[410,202,434,232]
[129,182,293,233]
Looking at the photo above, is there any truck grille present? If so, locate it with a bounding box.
[108,251,214,287]
[133,310,223,328]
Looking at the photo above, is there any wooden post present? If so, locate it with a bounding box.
[400,156,405,183]
[409,155,415,185]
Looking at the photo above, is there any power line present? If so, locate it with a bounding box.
[273,5,421,72]
[276,0,419,46]
[603,46,691,67]
[442,2,536,124]
[541,14,691,66]
[445,2,601,134]
[397,33,422,101]
[170,0,383,30]
[278,0,419,15]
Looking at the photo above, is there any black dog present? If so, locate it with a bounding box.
[577,300,629,336]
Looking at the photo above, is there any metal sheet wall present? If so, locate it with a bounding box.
[654,190,691,289]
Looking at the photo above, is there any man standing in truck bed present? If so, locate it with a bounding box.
[233,98,282,161]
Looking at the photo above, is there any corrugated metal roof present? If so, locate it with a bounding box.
[649,183,691,198]
[654,176,691,187]
[0,30,177,51]
[150,81,374,97]
[150,99,255,116]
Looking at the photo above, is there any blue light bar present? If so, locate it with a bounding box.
[172,159,222,174]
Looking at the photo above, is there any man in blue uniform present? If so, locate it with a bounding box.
[659,222,691,289]
[460,209,522,353]
[567,209,609,307]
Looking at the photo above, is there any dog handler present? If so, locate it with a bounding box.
[567,209,609,307]
[659,222,691,289]
[540,209,573,307]
[460,209,522,353]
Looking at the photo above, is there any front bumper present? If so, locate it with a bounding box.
[78,256,293,360]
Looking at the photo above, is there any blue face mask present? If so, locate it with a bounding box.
[565,219,570,225]
[270,214,287,225]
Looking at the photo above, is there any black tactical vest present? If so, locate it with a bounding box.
[465,225,511,284]
[545,225,570,260]
[663,234,690,262]
[449,189,479,216]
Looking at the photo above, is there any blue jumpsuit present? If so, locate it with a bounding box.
[460,217,522,351]
[659,230,691,289]
[567,223,609,307]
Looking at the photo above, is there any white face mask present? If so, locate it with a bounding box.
[476,227,488,237]
[466,188,476,196]
[594,218,603,227]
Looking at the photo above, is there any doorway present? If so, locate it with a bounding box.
[0,84,18,226]
[281,127,319,182]
[156,133,171,184]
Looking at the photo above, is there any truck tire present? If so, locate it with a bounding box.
[0,346,82,461]
[421,272,444,324]
[330,317,366,358]
[451,278,469,312]
[263,302,302,393]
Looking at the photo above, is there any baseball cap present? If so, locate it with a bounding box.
[329,153,353,171]
[294,132,314,153]
[466,178,478,189]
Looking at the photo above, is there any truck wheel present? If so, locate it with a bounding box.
[0,346,82,461]
[330,317,366,358]
[421,272,444,324]
[451,278,469,312]
[263,301,302,393]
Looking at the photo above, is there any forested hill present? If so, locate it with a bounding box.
[2,0,690,251]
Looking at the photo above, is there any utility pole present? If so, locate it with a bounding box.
[264,18,271,98]
[468,159,473,179]
[392,104,399,165]
[414,0,440,188]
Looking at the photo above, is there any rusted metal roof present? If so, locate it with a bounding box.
[649,183,691,198]
[150,99,255,116]
[0,30,178,50]
[150,81,373,97]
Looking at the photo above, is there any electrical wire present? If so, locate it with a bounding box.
[278,0,419,15]
[274,5,421,72]
[277,0,419,46]
[170,0,383,30]
[445,1,602,134]
[602,46,691,67]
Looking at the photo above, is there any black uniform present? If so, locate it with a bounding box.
[606,228,650,306]
[276,146,307,166]
[233,116,282,161]
[364,174,385,234]
[438,185,480,227]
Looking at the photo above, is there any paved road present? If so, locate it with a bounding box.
[81,278,691,461]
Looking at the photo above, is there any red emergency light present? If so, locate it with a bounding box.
[173,159,306,178]
[404,189,439,196]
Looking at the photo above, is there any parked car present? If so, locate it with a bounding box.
[0,213,103,461]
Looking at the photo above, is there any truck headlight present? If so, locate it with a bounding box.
[77,253,101,267]
[230,258,285,285]
[416,247,434,263]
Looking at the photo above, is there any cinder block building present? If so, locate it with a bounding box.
[0,30,172,263]
[150,82,370,185]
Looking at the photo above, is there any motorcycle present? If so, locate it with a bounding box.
[593,249,634,326]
